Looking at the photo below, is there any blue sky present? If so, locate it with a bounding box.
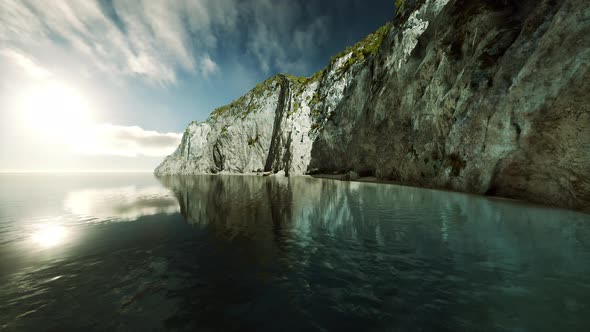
[0,0,394,171]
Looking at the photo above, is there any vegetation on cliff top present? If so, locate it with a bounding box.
[329,22,391,75]
[209,72,320,122]
[396,0,405,13]
[210,75,280,121]
[207,21,392,122]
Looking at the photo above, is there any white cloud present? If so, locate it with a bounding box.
[0,49,51,79]
[72,124,182,157]
[0,0,331,85]
[245,0,330,74]
[0,0,230,85]
[200,54,219,77]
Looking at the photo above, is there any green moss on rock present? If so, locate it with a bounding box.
[396,0,404,12]
[205,22,390,126]
[332,22,391,75]
[210,76,280,121]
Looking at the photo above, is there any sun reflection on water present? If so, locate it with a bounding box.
[31,225,69,248]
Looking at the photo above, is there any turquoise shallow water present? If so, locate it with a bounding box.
[0,173,589,331]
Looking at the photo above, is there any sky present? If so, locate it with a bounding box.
[0,0,394,171]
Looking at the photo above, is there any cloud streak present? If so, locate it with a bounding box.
[0,49,51,79]
[0,0,228,85]
[200,54,219,77]
[72,124,182,157]
[0,0,336,86]
[244,0,330,74]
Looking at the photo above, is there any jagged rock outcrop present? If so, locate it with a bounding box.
[156,0,590,211]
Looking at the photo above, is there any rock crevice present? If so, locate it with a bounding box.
[264,75,291,172]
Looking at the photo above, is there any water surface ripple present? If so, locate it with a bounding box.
[0,173,589,331]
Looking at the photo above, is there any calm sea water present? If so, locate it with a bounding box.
[0,173,589,331]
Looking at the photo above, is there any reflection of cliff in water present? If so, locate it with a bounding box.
[158,174,590,262]
[157,175,590,331]
[158,175,295,264]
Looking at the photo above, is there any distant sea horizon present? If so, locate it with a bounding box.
[0,170,155,173]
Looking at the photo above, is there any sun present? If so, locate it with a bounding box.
[21,82,92,141]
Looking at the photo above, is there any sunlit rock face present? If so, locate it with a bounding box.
[156,0,590,211]
[155,76,316,176]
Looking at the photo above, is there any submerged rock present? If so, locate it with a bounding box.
[156,0,590,211]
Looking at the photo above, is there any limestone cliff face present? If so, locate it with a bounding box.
[155,74,317,176]
[156,0,590,211]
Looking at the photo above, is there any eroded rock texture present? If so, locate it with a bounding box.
[156,0,590,211]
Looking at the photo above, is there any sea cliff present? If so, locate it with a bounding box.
[156,0,590,211]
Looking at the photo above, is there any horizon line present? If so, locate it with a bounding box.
[0,170,154,173]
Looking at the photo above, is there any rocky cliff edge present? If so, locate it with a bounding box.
[156,0,590,211]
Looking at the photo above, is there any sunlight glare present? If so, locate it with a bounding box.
[22,82,92,141]
[32,225,69,248]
